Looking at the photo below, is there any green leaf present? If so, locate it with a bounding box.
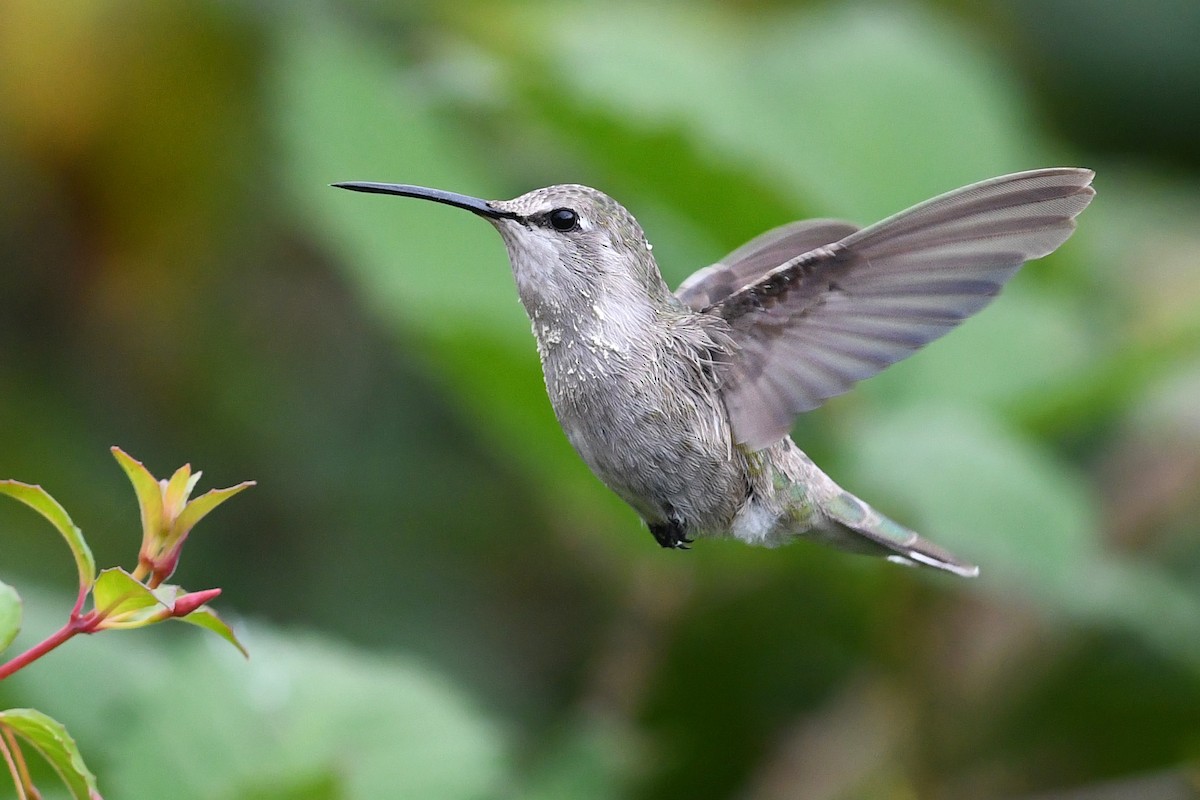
[843,405,1097,581]
[91,568,164,628]
[841,404,1200,664]
[111,447,164,546]
[162,463,194,521]
[174,606,248,658]
[0,707,100,800]
[275,12,527,342]
[239,771,342,799]
[0,580,20,655]
[510,3,1037,218]
[172,481,255,541]
[521,719,632,800]
[859,282,1096,413]
[93,578,246,654]
[4,614,509,800]
[0,480,96,592]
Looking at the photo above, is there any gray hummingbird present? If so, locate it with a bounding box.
[334,168,1094,577]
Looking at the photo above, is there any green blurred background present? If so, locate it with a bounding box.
[2,1,1199,798]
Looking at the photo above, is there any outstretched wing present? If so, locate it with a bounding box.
[676,219,861,311]
[705,168,1096,450]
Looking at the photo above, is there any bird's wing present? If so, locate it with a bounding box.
[675,219,861,311]
[706,168,1096,450]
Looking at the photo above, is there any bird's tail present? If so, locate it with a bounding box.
[819,489,979,578]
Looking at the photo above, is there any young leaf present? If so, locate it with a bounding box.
[161,464,194,524]
[0,708,100,800]
[172,481,255,542]
[110,447,165,548]
[0,480,96,593]
[175,606,248,658]
[0,580,20,655]
[91,568,164,628]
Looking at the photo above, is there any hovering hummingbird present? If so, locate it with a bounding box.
[335,168,1094,577]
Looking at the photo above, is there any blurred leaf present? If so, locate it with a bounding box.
[0,580,20,654]
[860,282,1096,412]
[842,404,1200,663]
[844,403,1094,581]
[0,480,95,592]
[521,720,632,800]
[0,707,99,800]
[274,11,525,341]
[500,3,1040,220]
[2,590,508,800]
[243,630,508,799]
[240,770,343,800]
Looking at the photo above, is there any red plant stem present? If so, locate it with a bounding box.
[0,614,96,681]
[70,582,89,618]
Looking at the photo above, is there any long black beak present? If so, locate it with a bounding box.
[331,182,520,221]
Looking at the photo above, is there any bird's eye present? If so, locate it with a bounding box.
[548,208,579,232]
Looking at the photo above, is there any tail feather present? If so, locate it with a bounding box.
[821,490,979,578]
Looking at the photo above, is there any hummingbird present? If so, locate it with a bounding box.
[335,168,1094,577]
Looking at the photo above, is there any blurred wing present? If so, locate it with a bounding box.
[675,219,860,311]
[710,168,1096,450]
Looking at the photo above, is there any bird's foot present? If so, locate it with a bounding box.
[649,519,694,550]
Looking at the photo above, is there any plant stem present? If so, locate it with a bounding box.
[70,582,89,618]
[1,728,35,800]
[0,728,28,800]
[0,614,95,681]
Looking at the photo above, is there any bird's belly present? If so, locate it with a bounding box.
[553,383,745,529]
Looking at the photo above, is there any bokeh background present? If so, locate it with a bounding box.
[2,1,1200,798]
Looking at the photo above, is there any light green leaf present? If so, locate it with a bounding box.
[162,463,194,521]
[21,621,509,800]
[172,481,255,541]
[92,568,164,628]
[0,480,96,591]
[0,707,100,800]
[275,11,527,341]
[859,283,1096,412]
[111,447,164,546]
[4,587,511,799]
[0,580,20,654]
[94,580,246,654]
[843,405,1096,582]
[521,719,632,800]
[841,404,1200,664]
[174,606,248,658]
[512,3,1037,218]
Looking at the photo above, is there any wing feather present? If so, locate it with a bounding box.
[675,219,860,311]
[706,168,1095,449]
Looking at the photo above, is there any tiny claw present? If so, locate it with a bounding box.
[649,519,693,550]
